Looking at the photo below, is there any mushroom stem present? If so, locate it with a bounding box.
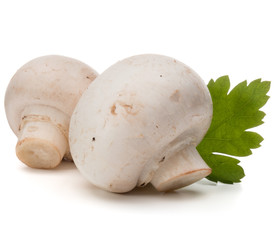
[15,105,69,169]
[150,146,211,191]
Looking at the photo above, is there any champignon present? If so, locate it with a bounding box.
[69,54,213,192]
[5,55,98,169]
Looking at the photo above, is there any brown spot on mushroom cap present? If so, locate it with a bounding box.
[111,104,117,115]
[118,101,142,116]
[110,101,142,116]
[170,90,180,102]
[120,103,133,113]
[159,156,166,163]
[86,74,97,81]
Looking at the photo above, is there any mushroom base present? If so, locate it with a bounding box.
[150,146,211,192]
[152,168,211,192]
[16,121,67,169]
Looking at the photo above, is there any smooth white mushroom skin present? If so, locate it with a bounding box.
[69,54,212,192]
[5,55,98,168]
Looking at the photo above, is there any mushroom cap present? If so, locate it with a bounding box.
[69,54,212,193]
[5,55,98,137]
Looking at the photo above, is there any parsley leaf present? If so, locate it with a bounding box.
[197,76,271,184]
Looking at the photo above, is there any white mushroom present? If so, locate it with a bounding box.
[5,55,98,169]
[69,54,212,192]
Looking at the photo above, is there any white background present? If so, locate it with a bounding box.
[0,0,274,239]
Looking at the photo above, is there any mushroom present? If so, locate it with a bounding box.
[5,55,98,169]
[69,54,212,192]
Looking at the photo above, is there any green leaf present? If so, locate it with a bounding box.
[200,153,245,184]
[197,76,270,184]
